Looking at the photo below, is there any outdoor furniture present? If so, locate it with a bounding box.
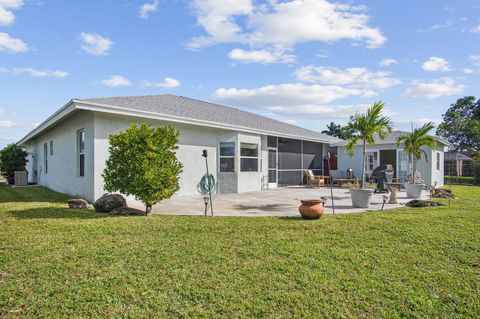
[304,170,325,188]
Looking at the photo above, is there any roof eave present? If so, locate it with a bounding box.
[17,100,77,146]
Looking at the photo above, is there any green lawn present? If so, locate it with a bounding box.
[0,184,479,318]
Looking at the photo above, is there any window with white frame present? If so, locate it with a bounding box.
[78,130,85,177]
[43,143,48,174]
[436,152,440,171]
[366,151,378,173]
[240,143,259,172]
[50,140,53,156]
[219,142,235,172]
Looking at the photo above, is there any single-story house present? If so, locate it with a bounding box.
[333,131,448,187]
[18,94,340,203]
[444,151,474,176]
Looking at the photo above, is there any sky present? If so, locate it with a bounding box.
[0,0,479,147]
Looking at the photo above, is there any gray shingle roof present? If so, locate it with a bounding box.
[77,94,340,143]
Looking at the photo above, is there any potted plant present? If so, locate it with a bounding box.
[345,101,393,208]
[298,198,326,219]
[397,122,436,198]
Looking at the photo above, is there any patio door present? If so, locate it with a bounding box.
[268,148,278,188]
[365,150,379,175]
[397,149,410,183]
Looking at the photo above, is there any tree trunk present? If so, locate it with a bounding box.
[145,204,152,215]
[361,139,366,189]
[412,159,417,184]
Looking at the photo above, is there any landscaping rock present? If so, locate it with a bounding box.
[406,200,443,208]
[432,188,455,199]
[93,193,127,213]
[67,198,88,209]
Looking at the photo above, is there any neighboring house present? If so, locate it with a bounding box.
[333,131,448,187]
[19,95,340,203]
[444,151,474,177]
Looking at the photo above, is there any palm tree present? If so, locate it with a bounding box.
[345,101,393,188]
[397,122,437,183]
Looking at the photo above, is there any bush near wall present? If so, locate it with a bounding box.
[445,176,480,185]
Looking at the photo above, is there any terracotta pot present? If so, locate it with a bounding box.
[299,199,324,219]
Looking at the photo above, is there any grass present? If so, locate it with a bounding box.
[0,184,479,318]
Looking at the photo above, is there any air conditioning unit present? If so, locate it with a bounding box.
[14,171,28,186]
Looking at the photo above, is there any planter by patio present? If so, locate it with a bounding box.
[350,188,374,208]
[404,183,424,199]
[298,199,324,219]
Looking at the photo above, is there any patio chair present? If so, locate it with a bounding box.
[304,170,325,188]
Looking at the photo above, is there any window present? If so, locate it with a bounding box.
[240,143,258,172]
[366,151,378,172]
[219,142,235,172]
[49,140,53,156]
[436,152,440,171]
[78,130,85,177]
[43,143,48,174]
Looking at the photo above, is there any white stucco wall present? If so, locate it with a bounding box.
[93,112,268,203]
[336,143,444,187]
[25,111,95,201]
[430,144,445,187]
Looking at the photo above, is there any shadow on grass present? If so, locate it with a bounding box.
[6,207,145,220]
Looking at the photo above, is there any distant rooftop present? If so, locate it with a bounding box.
[333,130,448,147]
[77,94,340,144]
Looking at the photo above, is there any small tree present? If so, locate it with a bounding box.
[397,122,437,183]
[102,124,183,215]
[345,101,393,188]
[0,144,28,181]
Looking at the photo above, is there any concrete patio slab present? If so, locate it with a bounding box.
[133,187,430,217]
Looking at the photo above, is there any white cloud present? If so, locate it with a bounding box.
[80,33,113,56]
[0,67,68,78]
[142,77,180,88]
[379,58,398,67]
[463,68,474,74]
[0,32,28,53]
[188,0,386,54]
[469,25,480,33]
[422,57,452,72]
[228,48,295,64]
[0,120,16,128]
[295,66,401,89]
[470,54,480,66]
[0,0,23,26]
[213,83,374,110]
[315,50,328,59]
[401,78,465,100]
[417,20,453,32]
[139,0,158,19]
[101,75,130,87]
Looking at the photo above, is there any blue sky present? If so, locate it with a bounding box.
[1,0,479,147]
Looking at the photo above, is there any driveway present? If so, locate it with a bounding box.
[133,187,429,217]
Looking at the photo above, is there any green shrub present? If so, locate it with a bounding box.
[445,176,480,185]
[0,144,28,180]
[102,124,183,215]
